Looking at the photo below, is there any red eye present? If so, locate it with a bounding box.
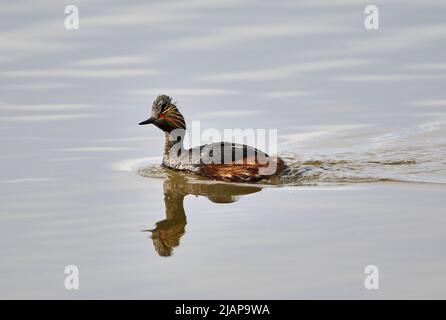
[159,114,165,119]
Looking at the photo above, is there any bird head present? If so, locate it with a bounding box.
[139,95,186,132]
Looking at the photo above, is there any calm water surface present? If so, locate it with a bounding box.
[1,0,446,298]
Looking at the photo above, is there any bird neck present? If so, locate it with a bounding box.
[163,129,186,158]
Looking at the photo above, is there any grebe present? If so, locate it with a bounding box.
[139,95,285,182]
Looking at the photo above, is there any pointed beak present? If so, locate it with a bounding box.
[139,117,155,125]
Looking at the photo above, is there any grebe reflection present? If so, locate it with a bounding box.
[145,172,262,257]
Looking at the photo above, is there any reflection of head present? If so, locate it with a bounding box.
[147,172,262,257]
[151,213,186,257]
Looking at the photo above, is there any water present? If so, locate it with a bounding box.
[1,0,446,299]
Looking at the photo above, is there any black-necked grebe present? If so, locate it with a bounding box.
[139,95,285,182]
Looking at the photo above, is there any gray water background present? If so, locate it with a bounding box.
[1,0,446,298]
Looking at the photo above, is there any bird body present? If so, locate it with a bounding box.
[139,95,285,182]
